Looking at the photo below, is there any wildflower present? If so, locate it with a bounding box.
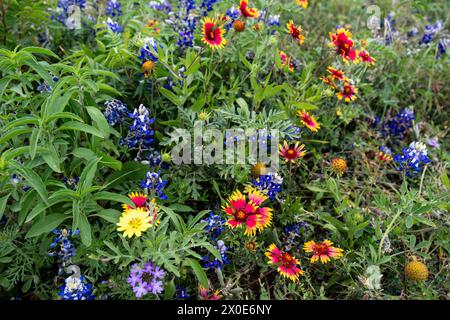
[296,0,308,8]
[53,0,86,29]
[122,104,155,151]
[62,176,79,190]
[329,28,358,63]
[303,240,344,263]
[199,285,221,300]
[419,21,443,45]
[171,0,197,49]
[201,211,226,240]
[265,244,304,281]
[106,17,123,33]
[279,141,306,163]
[427,138,440,149]
[48,229,79,275]
[201,17,227,50]
[117,207,152,238]
[377,146,393,162]
[383,108,414,139]
[251,162,267,178]
[327,66,347,81]
[127,261,165,298]
[222,190,272,236]
[103,99,128,126]
[245,240,257,252]
[146,19,160,33]
[250,173,283,200]
[286,20,304,45]
[331,157,347,176]
[202,240,231,270]
[176,286,190,299]
[140,171,168,200]
[138,38,158,77]
[283,222,309,249]
[279,51,294,72]
[122,192,148,211]
[148,0,172,13]
[336,82,358,103]
[267,15,280,28]
[358,49,375,65]
[233,19,246,32]
[59,272,94,300]
[224,6,240,30]
[405,257,428,281]
[200,0,220,16]
[394,141,430,176]
[106,0,122,17]
[239,0,259,18]
[297,110,320,132]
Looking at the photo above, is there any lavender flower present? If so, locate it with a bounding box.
[127,261,165,299]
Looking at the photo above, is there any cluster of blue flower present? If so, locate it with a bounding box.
[201,212,230,270]
[394,141,431,177]
[121,104,155,150]
[252,173,283,200]
[106,0,123,33]
[202,240,231,270]
[382,108,415,140]
[202,211,227,241]
[48,228,79,275]
[37,73,59,93]
[53,0,86,29]
[140,171,168,200]
[103,99,129,126]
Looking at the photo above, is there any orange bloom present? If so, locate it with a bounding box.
[331,157,347,176]
[279,141,306,163]
[199,286,222,300]
[303,240,344,264]
[265,244,304,281]
[287,20,305,45]
[222,190,272,236]
[201,17,227,50]
[296,0,308,8]
[358,49,375,65]
[239,0,259,18]
[297,110,320,132]
[337,82,358,103]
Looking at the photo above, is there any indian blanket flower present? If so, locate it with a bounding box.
[122,192,148,210]
[140,171,168,200]
[358,49,375,65]
[127,261,165,298]
[265,244,304,281]
[297,110,320,132]
[394,141,430,176]
[377,146,393,162]
[201,17,227,50]
[331,157,347,176]
[286,20,305,45]
[199,285,221,300]
[222,190,272,236]
[239,0,259,18]
[103,99,128,126]
[303,240,344,264]
[117,207,152,238]
[327,66,347,81]
[337,82,358,103]
[279,140,306,163]
[296,0,309,8]
[329,28,358,63]
[279,51,294,72]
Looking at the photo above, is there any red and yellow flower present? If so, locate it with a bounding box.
[201,17,227,50]
[199,286,222,300]
[297,110,320,132]
[265,244,304,281]
[329,28,358,63]
[279,51,294,72]
[303,240,344,264]
[337,82,358,103]
[279,141,306,163]
[358,49,375,65]
[296,0,308,9]
[239,0,259,18]
[146,19,160,33]
[327,66,347,81]
[287,20,305,45]
[122,192,148,210]
[222,190,272,236]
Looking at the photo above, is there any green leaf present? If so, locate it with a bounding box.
[78,213,92,247]
[0,127,33,145]
[0,194,10,221]
[92,191,135,208]
[159,205,184,233]
[25,213,68,238]
[164,279,176,299]
[58,121,105,138]
[183,258,208,289]
[9,162,48,205]
[86,106,110,138]
[29,127,42,160]
[92,209,121,224]
[291,101,318,111]
[78,158,100,194]
[22,47,59,59]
